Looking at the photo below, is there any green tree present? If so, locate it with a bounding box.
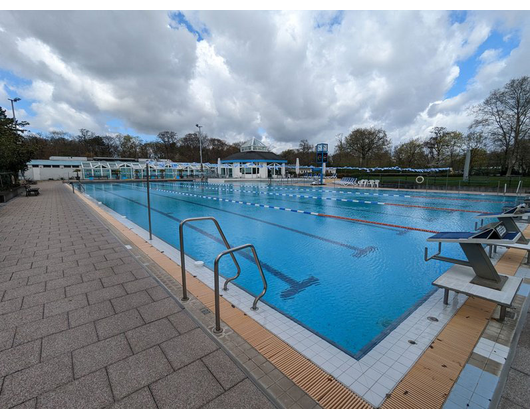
[393,139,428,168]
[0,107,35,182]
[343,127,390,166]
[118,134,142,158]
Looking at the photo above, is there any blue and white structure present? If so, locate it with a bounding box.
[220,138,287,179]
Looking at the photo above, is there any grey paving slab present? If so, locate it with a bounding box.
[87,284,127,305]
[37,369,114,409]
[0,182,275,409]
[0,353,73,408]
[203,378,276,409]
[0,328,15,351]
[160,327,219,370]
[150,360,224,409]
[138,296,181,323]
[68,300,115,328]
[111,290,153,313]
[501,368,530,408]
[112,387,158,409]
[73,333,133,378]
[95,308,145,340]
[202,349,247,391]
[0,339,41,377]
[125,318,179,353]
[107,345,173,400]
[41,322,98,360]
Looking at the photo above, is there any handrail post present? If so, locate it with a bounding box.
[146,163,153,241]
[179,222,189,302]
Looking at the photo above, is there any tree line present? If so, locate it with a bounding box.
[22,129,242,163]
[2,75,529,179]
[280,76,530,175]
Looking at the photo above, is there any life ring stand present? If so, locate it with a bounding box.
[416,176,425,184]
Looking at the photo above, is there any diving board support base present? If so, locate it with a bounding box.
[433,265,524,322]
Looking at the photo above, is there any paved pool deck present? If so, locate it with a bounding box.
[0,182,276,409]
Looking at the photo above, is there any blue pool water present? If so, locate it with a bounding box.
[83,182,518,357]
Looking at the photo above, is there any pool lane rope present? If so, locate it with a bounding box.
[151,182,486,214]
[170,181,512,204]
[137,184,440,234]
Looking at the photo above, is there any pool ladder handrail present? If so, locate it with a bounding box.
[179,217,268,334]
[179,217,241,301]
[213,244,268,333]
[70,181,85,194]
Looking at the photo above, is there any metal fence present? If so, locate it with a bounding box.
[332,172,526,195]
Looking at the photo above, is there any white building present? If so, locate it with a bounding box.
[220,138,288,179]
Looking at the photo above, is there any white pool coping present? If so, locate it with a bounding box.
[83,191,513,407]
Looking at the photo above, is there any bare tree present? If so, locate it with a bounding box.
[156,131,178,160]
[470,76,530,175]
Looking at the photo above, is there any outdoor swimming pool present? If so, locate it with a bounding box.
[83,181,518,357]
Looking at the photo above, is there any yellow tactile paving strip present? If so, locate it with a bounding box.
[71,185,528,409]
[71,186,371,409]
[381,224,530,409]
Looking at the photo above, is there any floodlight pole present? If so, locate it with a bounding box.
[8,97,20,128]
[196,124,203,181]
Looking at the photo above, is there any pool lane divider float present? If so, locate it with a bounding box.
[151,182,487,214]
[170,181,513,204]
[142,184,440,234]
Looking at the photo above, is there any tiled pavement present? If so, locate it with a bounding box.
[0,182,276,409]
[498,298,530,409]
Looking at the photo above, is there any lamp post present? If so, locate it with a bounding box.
[196,124,203,181]
[8,97,21,128]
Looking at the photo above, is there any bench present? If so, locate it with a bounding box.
[25,185,40,196]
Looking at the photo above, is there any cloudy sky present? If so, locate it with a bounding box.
[1,7,529,152]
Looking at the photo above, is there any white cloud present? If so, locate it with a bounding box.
[0,10,529,151]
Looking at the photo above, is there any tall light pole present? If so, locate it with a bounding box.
[196,124,203,181]
[8,97,21,128]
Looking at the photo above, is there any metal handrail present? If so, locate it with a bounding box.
[178,217,241,301]
[424,242,472,267]
[213,244,268,333]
